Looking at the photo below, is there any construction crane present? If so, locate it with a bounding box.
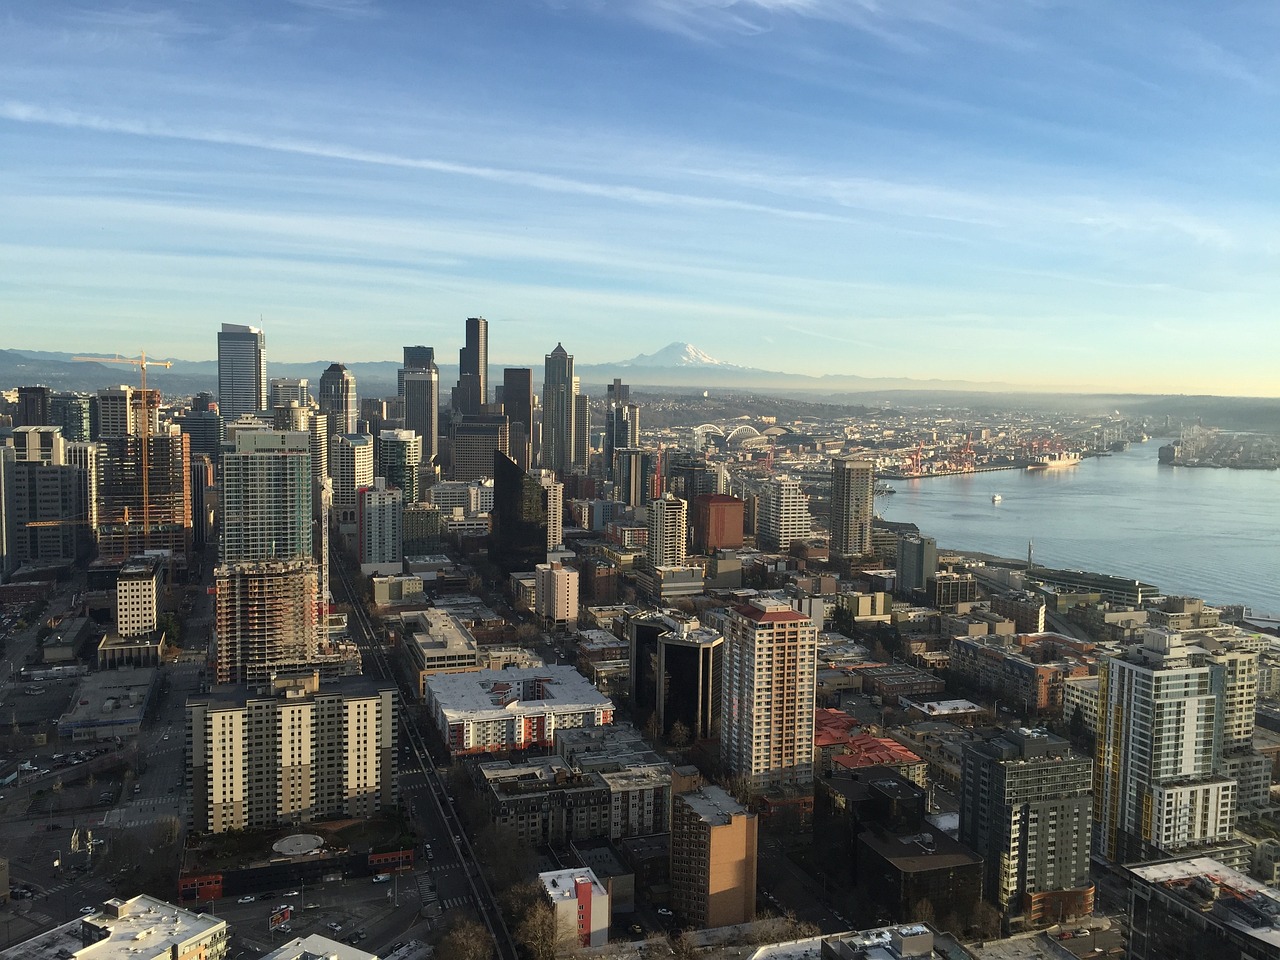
[73,352,173,554]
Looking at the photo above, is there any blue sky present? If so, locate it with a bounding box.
[1,1,1277,394]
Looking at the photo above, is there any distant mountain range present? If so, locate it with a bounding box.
[0,342,1015,397]
[4,345,1278,431]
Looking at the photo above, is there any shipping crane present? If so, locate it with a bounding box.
[73,352,173,553]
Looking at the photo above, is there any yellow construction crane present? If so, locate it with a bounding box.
[74,352,173,553]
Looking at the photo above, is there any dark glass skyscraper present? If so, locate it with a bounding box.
[453,316,488,416]
[217,323,266,421]
[490,450,553,573]
[502,367,534,470]
[541,343,575,475]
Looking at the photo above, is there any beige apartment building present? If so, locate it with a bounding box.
[187,673,396,834]
[670,786,757,928]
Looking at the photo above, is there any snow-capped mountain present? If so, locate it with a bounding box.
[613,342,741,368]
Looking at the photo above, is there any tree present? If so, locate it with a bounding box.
[911,898,935,925]
[669,931,699,960]
[437,918,495,960]
[668,719,691,749]
[972,900,1002,939]
[645,711,662,744]
[516,900,564,960]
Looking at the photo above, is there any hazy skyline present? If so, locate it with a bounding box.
[2,2,1278,395]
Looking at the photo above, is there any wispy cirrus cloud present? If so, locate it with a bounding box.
[286,0,380,19]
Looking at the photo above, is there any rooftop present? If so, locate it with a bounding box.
[426,667,613,720]
[1129,855,1280,947]
[677,785,751,826]
[0,895,224,960]
[539,867,608,902]
[259,935,378,960]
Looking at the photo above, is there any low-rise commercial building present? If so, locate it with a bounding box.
[0,896,227,960]
[424,667,614,757]
[539,868,610,948]
[393,609,481,698]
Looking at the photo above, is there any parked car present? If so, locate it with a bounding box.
[237,896,255,904]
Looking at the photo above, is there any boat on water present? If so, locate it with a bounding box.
[991,493,1002,503]
[1025,453,1082,470]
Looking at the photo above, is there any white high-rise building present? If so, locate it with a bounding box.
[756,476,810,553]
[269,377,310,408]
[536,469,564,551]
[217,322,267,421]
[535,560,579,626]
[720,598,818,795]
[358,477,403,575]
[830,457,874,557]
[1095,629,1255,864]
[221,431,312,562]
[330,434,374,526]
[646,492,687,568]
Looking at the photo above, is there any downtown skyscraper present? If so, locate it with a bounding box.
[318,363,358,435]
[217,323,267,421]
[401,346,439,466]
[541,343,576,475]
[453,316,488,417]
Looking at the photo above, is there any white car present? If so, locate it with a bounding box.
[80,906,96,915]
[237,896,255,904]
[657,907,673,916]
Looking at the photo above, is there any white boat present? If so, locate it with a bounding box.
[991,494,1002,503]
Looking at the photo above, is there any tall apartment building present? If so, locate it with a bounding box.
[318,363,358,435]
[501,368,534,470]
[646,492,687,568]
[358,478,403,575]
[535,560,579,626]
[0,447,15,579]
[960,728,1094,922]
[9,428,84,565]
[572,390,590,473]
[220,431,312,561]
[541,343,576,475]
[116,556,160,638]
[97,432,192,560]
[720,598,818,795]
[1095,629,1255,865]
[377,428,422,501]
[613,448,657,508]
[756,476,810,552]
[217,322,267,421]
[830,457,874,557]
[187,673,397,833]
[451,414,508,482]
[329,433,374,526]
[670,786,758,928]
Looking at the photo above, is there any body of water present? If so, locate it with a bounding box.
[878,443,1280,614]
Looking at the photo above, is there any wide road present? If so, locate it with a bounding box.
[328,545,517,960]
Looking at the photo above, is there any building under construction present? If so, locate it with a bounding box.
[214,559,320,684]
[96,433,193,562]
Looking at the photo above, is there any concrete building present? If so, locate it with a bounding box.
[831,457,874,557]
[221,431,312,562]
[186,673,397,833]
[0,895,227,960]
[115,555,159,637]
[646,492,687,569]
[330,434,374,526]
[260,936,378,960]
[960,728,1094,923]
[357,478,403,575]
[58,667,156,741]
[214,560,319,684]
[756,476,810,552]
[535,560,579,627]
[721,598,818,795]
[690,494,744,554]
[539,868,610,948]
[476,758,612,846]
[670,786,757,929]
[401,366,440,468]
[1095,629,1256,865]
[97,433,193,561]
[50,392,91,442]
[395,609,481,697]
[990,591,1048,634]
[1127,856,1280,960]
[424,666,613,757]
[217,322,267,421]
[269,377,311,407]
[897,534,938,598]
